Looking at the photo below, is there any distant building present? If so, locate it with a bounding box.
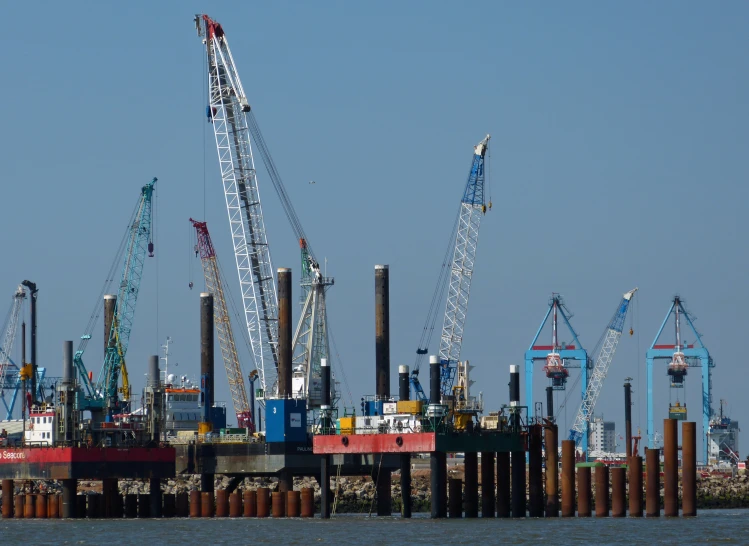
[589,416,616,453]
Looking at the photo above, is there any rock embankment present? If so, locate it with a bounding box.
[2,469,748,512]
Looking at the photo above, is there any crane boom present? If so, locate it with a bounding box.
[0,287,25,390]
[569,288,638,446]
[191,219,254,431]
[197,14,278,397]
[438,135,490,395]
[74,178,157,410]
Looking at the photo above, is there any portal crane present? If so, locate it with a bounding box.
[568,288,638,448]
[196,14,334,406]
[191,218,254,431]
[646,295,712,459]
[412,135,491,401]
[74,178,157,414]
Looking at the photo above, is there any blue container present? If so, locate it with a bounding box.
[265,399,307,443]
[210,406,227,430]
[364,400,384,417]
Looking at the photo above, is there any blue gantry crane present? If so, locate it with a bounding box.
[646,295,712,459]
[525,294,589,449]
[412,135,491,402]
[74,178,157,416]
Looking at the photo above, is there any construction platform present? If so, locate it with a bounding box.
[0,447,175,480]
[313,431,525,455]
[174,441,399,477]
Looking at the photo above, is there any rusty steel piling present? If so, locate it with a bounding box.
[244,490,257,517]
[578,467,591,517]
[48,494,59,519]
[14,494,24,518]
[35,493,47,519]
[629,456,643,517]
[611,467,626,517]
[286,490,301,517]
[682,421,697,517]
[663,419,678,517]
[595,465,609,517]
[215,490,228,517]
[561,440,575,517]
[645,448,660,517]
[200,492,213,518]
[2,480,12,518]
[545,425,559,517]
[229,492,242,517]
[271,491,286,517]
[256,487,270,518]
[300,487,314,518]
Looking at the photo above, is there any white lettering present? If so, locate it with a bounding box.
[1,451,26,460]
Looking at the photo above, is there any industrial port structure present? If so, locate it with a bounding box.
[0,12,734,521]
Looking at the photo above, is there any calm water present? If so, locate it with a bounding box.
[0,510,746,545]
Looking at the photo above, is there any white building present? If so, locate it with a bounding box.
[589,416,616,453]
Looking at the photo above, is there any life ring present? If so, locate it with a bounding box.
[28,422,33,431]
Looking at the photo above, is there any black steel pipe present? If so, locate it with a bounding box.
[374,265,390,399]
[21,281,37,405]
[429,356,440,404]
[509,365,520,405]
[400,453,411,518]
[497,452,511,518]
[320,457,331,519]
[546,386,554,420]
[399,365,409,401]
[104,295,116,354]
[511,449,526,517]
[464,452,479,518]
[200,293,214,410]
[528,425,544,517]
[624,381,632,459]
[481,452,495,517]
[278,269,292,397]
[321,359,331,407]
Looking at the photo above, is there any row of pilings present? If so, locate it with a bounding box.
[435,419,696,518]
[1,485,317,519]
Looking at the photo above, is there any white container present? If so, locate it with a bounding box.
[383,402,397,415]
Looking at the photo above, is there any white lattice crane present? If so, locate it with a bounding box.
[196,14,335,406]
[196,15,279,397]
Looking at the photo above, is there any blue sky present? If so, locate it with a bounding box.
[1,2,747,459]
